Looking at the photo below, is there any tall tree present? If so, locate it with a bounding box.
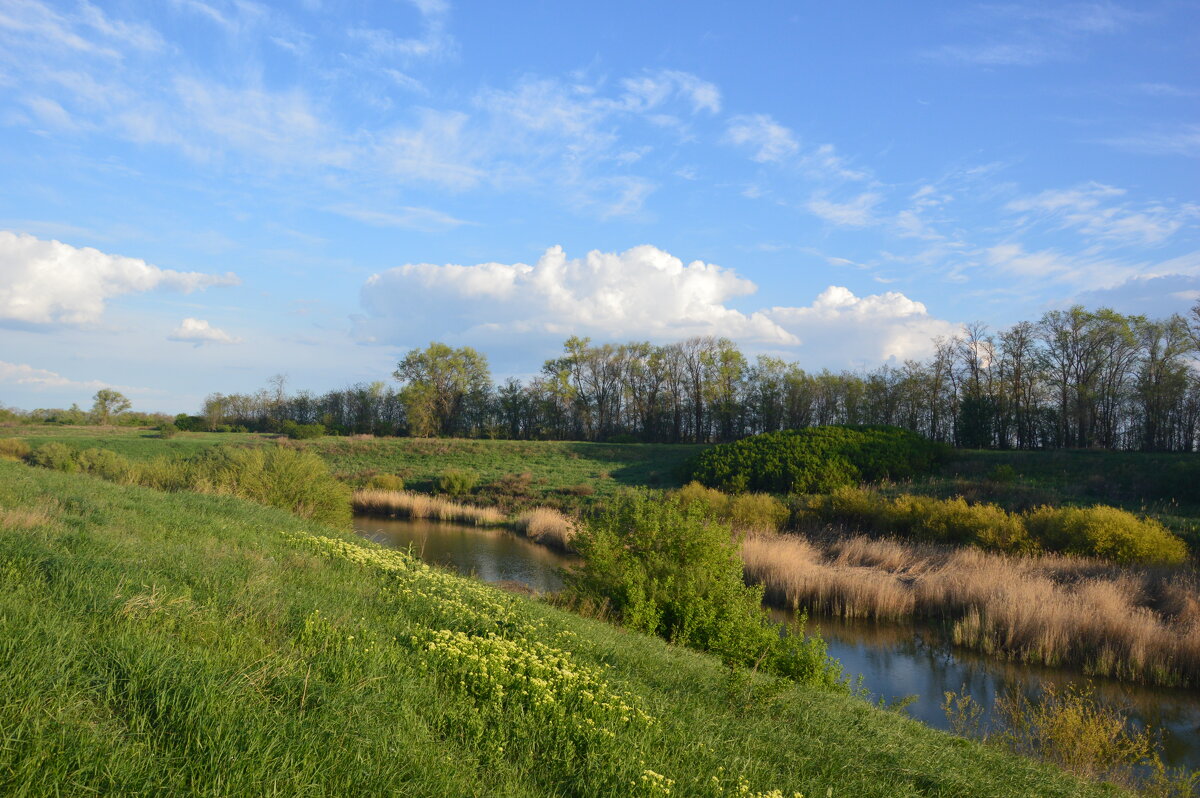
[91,389,131,425]
[393,342,492,437]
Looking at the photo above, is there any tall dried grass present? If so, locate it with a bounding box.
[352,488,505,526]
[741,532,1200,686]
[515,507,578,552]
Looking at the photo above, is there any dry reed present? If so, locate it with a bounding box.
[515,507,578,552]
[352,489,505,526]
[741,532,1200,686]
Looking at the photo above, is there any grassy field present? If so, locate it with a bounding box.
[0,459,1126,797]
[7,425,1199,533]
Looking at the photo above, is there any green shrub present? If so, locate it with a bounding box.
[988,464,1018,484]
[280,420,325,440]
[436,468,479,496]
[688,425,948,494]
[802,488,1034,554]
[157,422,179,439]
[726,493,789,532]
[675,481,730,518]
[1025,505,1187,565]
[76,448,136,484]
[565,490,846,689]
[366,473,406,491]
[29,442,77,472]
[0,437,31,461]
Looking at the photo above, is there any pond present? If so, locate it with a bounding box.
[354,514,1200,772]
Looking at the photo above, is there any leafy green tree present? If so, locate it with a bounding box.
[393,342,491,437]
[91,389,131,425]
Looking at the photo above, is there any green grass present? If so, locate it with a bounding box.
[0,460,1123,797]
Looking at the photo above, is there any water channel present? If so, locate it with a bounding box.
[354,514,1200,772]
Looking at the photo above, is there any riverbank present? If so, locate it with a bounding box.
[0,459,1124,796]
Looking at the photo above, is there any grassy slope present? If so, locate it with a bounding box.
[0,460,1119,797]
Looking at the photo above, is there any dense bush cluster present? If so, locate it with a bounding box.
[688,425,949,494]
[674,481,789,533]
[565,490,846,689]
[365,473,406,491]
[20,442,350,527]
[798,487,1187,564]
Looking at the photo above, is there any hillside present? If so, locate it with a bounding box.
[0,460,1121,797]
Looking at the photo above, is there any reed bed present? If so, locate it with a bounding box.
[741,532,1200,686]
[514,507,578,552]
[352,488,506,526]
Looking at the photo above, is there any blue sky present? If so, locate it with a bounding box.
[1,0,1197,412]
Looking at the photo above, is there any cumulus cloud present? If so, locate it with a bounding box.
[168,318,240,346]
[359,245,795,345]
[765,286,960,365]
[724,114,799,162]
[356,245,959,368]
[0,231,239,325]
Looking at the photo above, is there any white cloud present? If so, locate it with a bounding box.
[356,245,961,368]
[0,231,239,325]
[983,243,1200,290]
[807,192,883,227]
[1006,182,1197,245]
[168,317,240,345]
[724,114,799,162]
[1101,125,1200,158]
[765,286,961,364]
[619,70,721,114]
[358,245,796,346]
[0,359,144,393]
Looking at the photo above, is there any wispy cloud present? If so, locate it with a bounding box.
[0,359,147,393]
[1100,125,1200,158]
[724,114,798,162]
[924,2,1139,67]
[806,192,883,227]
[329,204,471,232]
[1006,182,1198,245]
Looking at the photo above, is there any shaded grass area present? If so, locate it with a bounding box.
[301,436,707,511]
[0,461,1120,797]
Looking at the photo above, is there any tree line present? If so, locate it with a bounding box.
[191,304,1200,451]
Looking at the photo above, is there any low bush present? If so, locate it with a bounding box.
[688,425,948,494]
[0,437,31,461]
[366,473,406,491]
[75,448,136,484]
[280,420,325,440]
[157,422,179,438]
[29,442,77,472]
[565,490,846,689]
[1025,505,1188,565]
[436,468,479,496]
[675,482,788,533]
[801,488,1032,553]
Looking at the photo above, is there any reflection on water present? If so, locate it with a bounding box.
[354,514,1200,771]
[773,608,1200,771]
[353,515,577,593]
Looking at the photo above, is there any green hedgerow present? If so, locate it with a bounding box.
[29,442,77,472]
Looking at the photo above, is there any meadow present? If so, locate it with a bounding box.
[0,458,1126,797]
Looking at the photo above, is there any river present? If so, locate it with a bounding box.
[354,514,1200,772]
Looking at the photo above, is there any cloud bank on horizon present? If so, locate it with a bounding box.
[0,0,1196,410]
